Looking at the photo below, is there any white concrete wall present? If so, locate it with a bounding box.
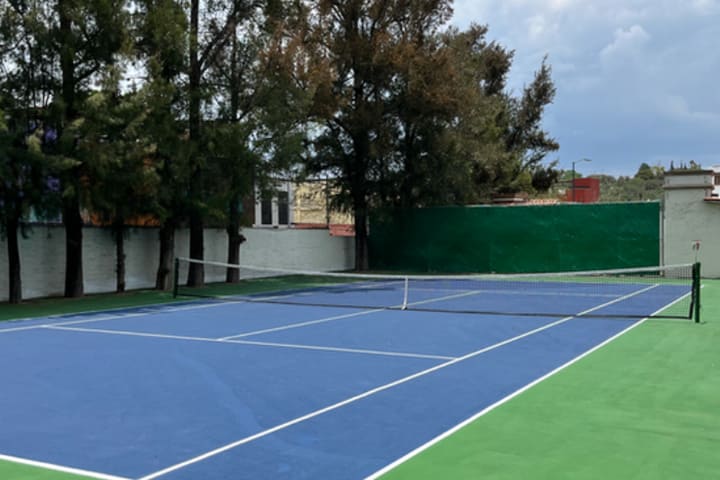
[712,165,720,197]
[663,172,720,278]
[0,226,355,301]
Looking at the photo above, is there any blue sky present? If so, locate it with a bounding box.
[452,0,720,176]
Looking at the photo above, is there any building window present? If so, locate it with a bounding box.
[260,194,273,225]
[254,182,293,227]
[277,191,289,225]
[714,175,720,186]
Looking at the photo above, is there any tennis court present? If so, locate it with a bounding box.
[0,262,700,479]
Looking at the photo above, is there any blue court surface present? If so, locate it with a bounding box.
[0,280,692,480]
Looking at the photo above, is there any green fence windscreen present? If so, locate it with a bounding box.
[369,202,660,273]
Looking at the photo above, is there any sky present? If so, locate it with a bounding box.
[451,0,720,176]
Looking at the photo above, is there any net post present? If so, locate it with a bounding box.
[401,277,409,310]
[173,257,180,298]
[692,262,701,323]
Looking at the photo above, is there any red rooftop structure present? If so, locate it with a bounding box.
[566,177,600,203]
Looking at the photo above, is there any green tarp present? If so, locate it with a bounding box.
[369,202,660,273]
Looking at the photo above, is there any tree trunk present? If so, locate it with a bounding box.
[225,20,243,284]
[353,203,369,271]
[58,0,76,120]
[186,0,204,288]
[6,216,21,304]
[187,211,204,286]
[114,220,126,293]
[226,195,242,283]
[63,196,84,297]
[351,127,370,271]
[59,0,82,298]
[188,0,200,142]
[156,222,175,290]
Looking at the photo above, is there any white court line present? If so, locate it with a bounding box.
[218,282,530,342]
[46,325,224,342]
[364,286,687,479]
[0,300,246,335]
[207,279,401,305]
[44,325,453,361]
[410,287,619,298]
[217,309,384,341]
[365,319,650,478]
[225,339,455,361]
[255,279,403,298]
[406,288,513,309]
[642,288,698,322]
[0,453,130,480]
[137,317,574,480]
[0,282,394,337]
[408,280,688,310]
[136,284,657,480]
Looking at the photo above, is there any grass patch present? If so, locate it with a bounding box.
[0,460,97,480]
[0,289,179,322]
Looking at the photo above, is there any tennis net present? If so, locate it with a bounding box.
[173,258,701,321]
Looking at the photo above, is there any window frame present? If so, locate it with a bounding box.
[254,182,293,228]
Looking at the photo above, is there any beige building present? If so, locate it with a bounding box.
[663,170,720,277]
[292,181,353,226]
[712,165,720,198]
[250,180,354,235]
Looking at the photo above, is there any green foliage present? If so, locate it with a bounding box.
[0,0,562,282]
[0,0,135,297]
[0,111,60,236]
[669,160,703,171]
[387,24,506,207]
[592,164,665,202]
[264,2,560,268]
[202,0,305,226]
[134,0,188,80]
[133,0,192,227]
[531,161,560,192]
[0,0,72,235]
[282,5,558,209]
[72,81,160,227]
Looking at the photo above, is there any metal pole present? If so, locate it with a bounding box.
[402,277,409,310]
[571,158,591,203]
[693,262,701,323]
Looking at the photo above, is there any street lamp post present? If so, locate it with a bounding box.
[571,158,592,202]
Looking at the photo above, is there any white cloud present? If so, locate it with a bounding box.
[691,0,720,14]
[547,0,577,10]
[600,25,650,63]
[608,7,649,23]
[659,95,720,124]
[450,0,720,174]
[553,62,578,74]
[526,14,559,40]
